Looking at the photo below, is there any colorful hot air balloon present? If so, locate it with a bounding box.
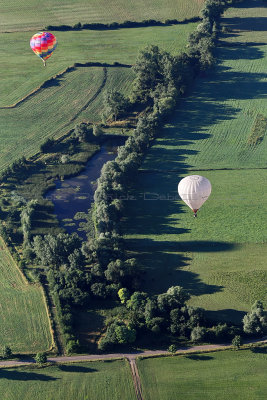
[30,32,57,66]
[178,175,211,217]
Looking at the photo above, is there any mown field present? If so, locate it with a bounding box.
[1,23,196,107]
[137,347,267,400]
[0,67,133,172]
[123,0,267,322]
[0,0,204,32]
[0,360,136,400]
[0,237,52,353]
[0,23,197,173]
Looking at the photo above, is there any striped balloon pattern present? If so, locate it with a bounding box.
[30,32,57,66]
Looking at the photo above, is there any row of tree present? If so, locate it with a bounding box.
[45,17,201,32]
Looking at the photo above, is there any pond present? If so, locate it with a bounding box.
[45,137,125,238]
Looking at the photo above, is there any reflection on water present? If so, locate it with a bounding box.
[45,137,125,238]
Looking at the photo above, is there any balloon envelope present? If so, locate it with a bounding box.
[178,175,211,213]
[30,32,57,65]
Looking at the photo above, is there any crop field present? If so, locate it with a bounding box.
[1,24,196,107]
[123,0,267,322]
[137,348,267,400]
[0,0,204,32]
[0,237,52,353]
[0,360,136,400]
[0,66,134,172]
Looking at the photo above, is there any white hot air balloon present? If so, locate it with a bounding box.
[178,175,211,217]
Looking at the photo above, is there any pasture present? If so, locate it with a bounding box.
[0,67,132,172]
[137,347,267,400]
[0,0,204,32]
[0,23,197,173]
[123,0,267,322]
[1,24,196,107]
[0,237,52,353]
[0,360,136,400]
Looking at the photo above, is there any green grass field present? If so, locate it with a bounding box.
[0,0,204,32]
[1,24,196,107]
[137,347,267,400]
[123,0,267,322]
[0,237,52,353]
[0,360,136,400]
[0,66,134,171]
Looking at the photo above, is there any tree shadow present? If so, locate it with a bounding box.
[223,17,267,32]
[185,354,213,361]
[58,365,97,373]
[205,309,246,324]
[251,346,267,354]
[0,369,58,381]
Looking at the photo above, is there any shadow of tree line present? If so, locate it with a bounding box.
[123,8,266,322]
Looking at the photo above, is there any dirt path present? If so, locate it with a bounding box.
[0,337,266,400]
[0,337,266,368]
[128,358,144,400]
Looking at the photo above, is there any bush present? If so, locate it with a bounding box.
[2,345,12,359]
[190,326,207,343]
[35,352,47,365]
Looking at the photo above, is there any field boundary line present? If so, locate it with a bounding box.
[39,281,58,353]
[0,62,131,110]
[0,235,28,286]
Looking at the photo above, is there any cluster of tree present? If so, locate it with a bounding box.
[0,157,28,182]
[45,17,201,32]
[99,286,205,349]
[103,90,130,122]
[72,122,103,142]
[20,200,38,246]
[242,301,267,336]
[30,232,142,350]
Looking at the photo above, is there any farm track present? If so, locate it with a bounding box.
[128,358,144,400]
[0,337,265,367]
[0,337,266,400]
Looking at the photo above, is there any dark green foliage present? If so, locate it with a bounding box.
[232,335,242,350]
[98,321,136,350]
[243,301,267,336]
[65,339,80,354]
[35,352,47,365]
[32,232,81,267]
[168,344,177,354]
[190,326,207,343]
[103,90,130,121]
[73,122,93,142]
[2,345,12,359]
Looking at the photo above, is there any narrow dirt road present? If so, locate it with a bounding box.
[0,337,266,368]
[128,358,144,400]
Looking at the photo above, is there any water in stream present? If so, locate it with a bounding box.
[45,137,125,238]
